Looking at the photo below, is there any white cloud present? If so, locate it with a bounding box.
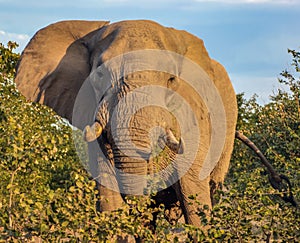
[194,0,298,4]
[0,30,30,52]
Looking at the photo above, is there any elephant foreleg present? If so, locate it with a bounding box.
[179,175,211,226]
[98,184,124,211]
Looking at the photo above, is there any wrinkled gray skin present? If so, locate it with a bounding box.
[15,20,237,228]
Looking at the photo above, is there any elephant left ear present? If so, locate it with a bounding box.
[15,20,109,123]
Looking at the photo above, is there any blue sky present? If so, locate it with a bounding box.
[0,0,299,102]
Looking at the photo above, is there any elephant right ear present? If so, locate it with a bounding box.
[15,20,109,123]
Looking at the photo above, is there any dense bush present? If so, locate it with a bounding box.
[0,42,100,241]
[0,42,299,242]
[219,49,300,241]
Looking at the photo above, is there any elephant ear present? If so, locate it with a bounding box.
[15,20,109,123]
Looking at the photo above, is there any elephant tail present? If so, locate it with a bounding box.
[235,131,298,208]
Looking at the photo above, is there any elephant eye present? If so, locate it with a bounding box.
[167,76,179,91]
[168,76,176,82]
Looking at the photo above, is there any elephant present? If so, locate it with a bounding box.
[15,20,238,228]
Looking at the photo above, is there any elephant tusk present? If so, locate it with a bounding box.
[177,138,185,154]
[164,129,185,154]
[83,122,103,142]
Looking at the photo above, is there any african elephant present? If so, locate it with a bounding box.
[15,20,237,227]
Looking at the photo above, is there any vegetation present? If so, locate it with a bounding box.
[0,42,299,242]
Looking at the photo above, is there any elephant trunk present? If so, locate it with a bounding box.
[114,153,148,195]
[109,125,184,195]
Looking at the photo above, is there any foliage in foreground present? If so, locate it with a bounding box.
[0,42,299,242]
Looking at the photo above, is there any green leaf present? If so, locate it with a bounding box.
[75,181,83,189]
[62,221,69,227]
[35,202,43,210]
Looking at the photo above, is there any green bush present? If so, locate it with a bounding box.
[221,49,300,241]
[0,42,299,242]
[0,42,100,241]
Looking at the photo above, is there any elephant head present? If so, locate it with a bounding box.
[15,20,238,227]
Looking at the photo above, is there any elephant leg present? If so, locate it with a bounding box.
[177,169,211,227]
[98,184,124,211]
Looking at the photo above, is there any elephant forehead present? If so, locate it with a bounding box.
[90,21,188,64]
